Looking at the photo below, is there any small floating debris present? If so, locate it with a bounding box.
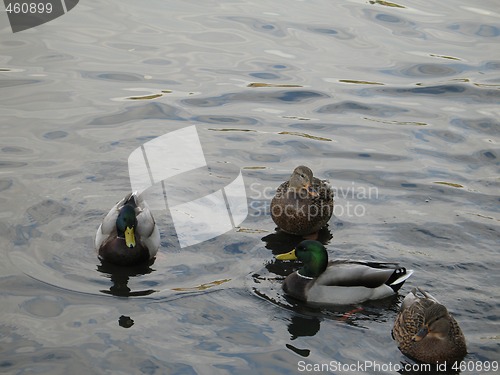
[161,89,173,93]
[127,93,163,100]
[467,212,497,221]
[278,131,332,141]
[339,79,384,85]
[369,0,405,8]
[282,115,311,121]
[429,54,461,61]
[247,82,303,88]
[171,278,231,292]
[118,315,134,328]
[434,181,464,188]
[365,118,428,126]
[236,227,270,233]
[208,128,257,132]
[473,82,500,88]
[241,166,267,170]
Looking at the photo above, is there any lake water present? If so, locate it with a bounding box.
[0,0,499,374]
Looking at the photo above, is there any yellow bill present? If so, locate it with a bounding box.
[276,249,298,261]
[124,227,136,248]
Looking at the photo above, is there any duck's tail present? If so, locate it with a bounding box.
[387,268,414,293]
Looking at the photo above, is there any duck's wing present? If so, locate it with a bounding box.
[134,193,160,255]
[312,177,334,201]
[317,260,413,291]
[416,287,440,303]
[95,195,127,250]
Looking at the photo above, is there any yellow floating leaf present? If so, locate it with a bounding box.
[171,278,231,292]
[247,82,303,88]
[208,128,256,132]
[434,181,464,188]
[236,226,270,233]
[339,79,384,85]
[278,131,332,141]
[369,0,405,8]
[429,54,461,61]
[365,118,428,126]
[127,94,162,100]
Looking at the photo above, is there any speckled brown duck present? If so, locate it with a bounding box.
[271,166,333,236]
[392,287,467,364]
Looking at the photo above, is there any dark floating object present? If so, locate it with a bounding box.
[119,315,134,328]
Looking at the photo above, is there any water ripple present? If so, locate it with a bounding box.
[89,103,187,125]
[366,83,500,103]
[182,90,328,107]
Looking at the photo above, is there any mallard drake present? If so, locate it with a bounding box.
[392,287,467,364]
[271,166,333,236]
[275,240,413,305]
[95,192,160,266]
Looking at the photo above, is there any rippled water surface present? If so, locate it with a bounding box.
[1,0,499,374]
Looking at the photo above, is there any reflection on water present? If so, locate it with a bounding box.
[1,0,499,373]
[97,260,157,297]
[261,226,333,255]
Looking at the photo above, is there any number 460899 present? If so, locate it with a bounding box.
[6,2,53,14]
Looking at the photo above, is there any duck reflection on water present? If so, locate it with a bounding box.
[97,259,157,297]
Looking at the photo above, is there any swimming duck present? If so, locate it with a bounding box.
[271,166,333,236]
[275,240,413,305]
[392,287,467,364]
[95,192,160,266]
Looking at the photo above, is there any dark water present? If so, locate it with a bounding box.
[1,0,499,374]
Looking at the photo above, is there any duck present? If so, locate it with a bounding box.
[270,166,333,236]
[95,192,160,266]
[392,287,467,364]
[275,240,413,305]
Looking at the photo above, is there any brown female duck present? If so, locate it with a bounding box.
[271,166,333,235]
[392,287,467,364]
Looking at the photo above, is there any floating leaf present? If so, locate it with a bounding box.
[161,89,172,93]
[365,118,428,126]
[127,94,162,100]
[236,226,270,233]
[208,128,256,132]
[339,79,384,85]
[282,116,311,121]
[429,54,461,61]
[369,0,405,8]
[278,131,332,141]
[171,278,231,292]
[247,82,303,88]
[434,181,464,188]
